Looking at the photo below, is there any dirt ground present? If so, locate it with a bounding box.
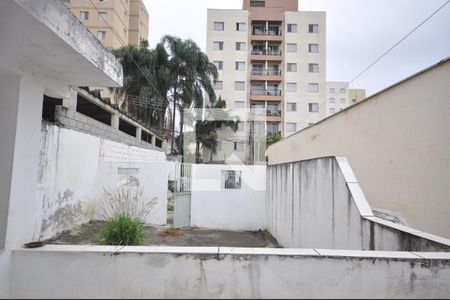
[45,221,281,248]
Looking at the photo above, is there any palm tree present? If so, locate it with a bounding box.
[111,41,170,131]
[159,35,218,155]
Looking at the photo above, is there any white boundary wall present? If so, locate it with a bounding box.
[267,157,450,251]
[11,245,450,299]
[266,59,450,238]
[191,164,266,230]
[35,123,168,240]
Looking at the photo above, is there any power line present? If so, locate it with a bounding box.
[295,0,450,127]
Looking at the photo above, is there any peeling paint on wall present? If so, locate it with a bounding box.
[35,122,168,240]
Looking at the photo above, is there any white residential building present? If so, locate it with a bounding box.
[206,0,326,163]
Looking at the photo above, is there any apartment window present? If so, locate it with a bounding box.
[235,81,245,91]
[287,24,297,33]
[213,41,224,50]
[329,98,335,103]
[236,42,246,51]
[340,98,346,104]
[309,103,319,112]
[308,83,319,93]
[287,63,297,72]
[97,12,107,21]
[80,11,89,20]
[329,108,336,114]
[287,83,297,92]
[234,101,245,108]
[234,142,244,151]
[214,81,223,90]
[287,102,297,112]
[214,22,224,31]
[329,88,335,93]
[236,22,246,31]
[309,44,319,53]
[250,0,265,7]
[213,61,223,70]
[287,43,297,52]
[222,170,242,189]
[97,31,106,40]
[286,122,297,132]
[309,24,319,33]
[340,88,346,94]
[308,63,319,73]
[235,61,246,71]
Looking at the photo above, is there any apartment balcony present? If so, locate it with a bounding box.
[250,89,282,101]
[251,28,283,42]
[267,130,282,137]
[250,49,282,62]
[266,109,282,122]
[251,69,282,81]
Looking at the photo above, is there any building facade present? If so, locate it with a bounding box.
[65,0,149,49]
[326,82,367,117]
[206,0,327,163]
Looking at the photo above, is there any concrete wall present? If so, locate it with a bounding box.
[191,164,266,230]
[56,88,164,151]
[10,245,450,299]
[267,157,450,251]
[266,59,450,238]
[35,122,168,240]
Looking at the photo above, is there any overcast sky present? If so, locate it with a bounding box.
[143,0,450,96]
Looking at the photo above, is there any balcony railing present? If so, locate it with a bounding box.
[267,110,281,116]
[250,90,282,96]
[251,69,282,76]
[251,49,282,56]
[251,108,266,116]
[267,131,281,137]
[252,29,282,36]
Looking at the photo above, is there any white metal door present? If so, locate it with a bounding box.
[173,163,192,228]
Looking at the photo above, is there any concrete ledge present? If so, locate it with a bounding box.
[365,216,450,247]
[314,249,422,259]
[13,245,450,260]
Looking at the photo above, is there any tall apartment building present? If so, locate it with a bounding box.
[206,0,326,163]
[65,0,149,49]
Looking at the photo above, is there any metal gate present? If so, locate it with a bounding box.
[173,163,192,228]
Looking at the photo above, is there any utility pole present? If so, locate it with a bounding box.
[171,81,177,154]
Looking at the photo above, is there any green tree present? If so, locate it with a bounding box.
[111,41,169,131]
[111,36,218,149]
[159,35,218,154]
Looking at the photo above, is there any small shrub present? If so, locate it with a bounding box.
[96,187,157,222]
[167,204,174,212]
[100,214,145,246]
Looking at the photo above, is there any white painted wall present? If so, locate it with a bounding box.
[0,0,123,296]
[36,123,168,240]
[191,164,266,230]
[0,72,44,298]
[267,157,450,251]
[10,246,450,299]
[267,59,450,238]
